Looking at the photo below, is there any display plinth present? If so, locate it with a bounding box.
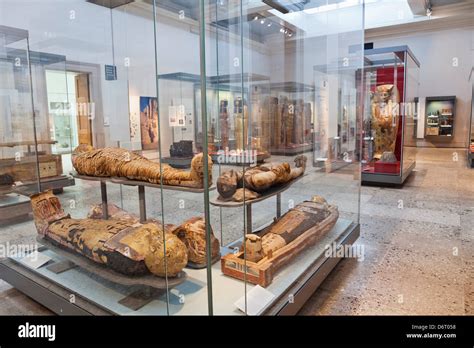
[160,156,193,169]
[269,144,313,156]
[35,238,187,289]
[0,220,359,315]
[0,193,31,222]
[362,160,416,185]
[0,185,13,195]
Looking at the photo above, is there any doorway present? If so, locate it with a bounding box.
[75,73,93,147]
[45,70,93,156]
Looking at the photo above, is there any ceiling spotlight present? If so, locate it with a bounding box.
[279,28,285,33]
[288,33,293,37]
[260,19,265,24]
[267,22,272,27]
[254,15,258,21]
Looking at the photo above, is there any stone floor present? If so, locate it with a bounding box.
[299,147,474,315]
[0,147,472,315]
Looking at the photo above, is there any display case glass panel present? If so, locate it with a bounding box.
[361,46,419,184]
[0,0,363,316]
[202,0,364,315]
[0,0,169,315]
[0,25,39,222]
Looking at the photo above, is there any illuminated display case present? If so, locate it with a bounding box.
[425,96,456,138]
[0,0,363,315]
[0,25,39,223]
[360,45,419,185]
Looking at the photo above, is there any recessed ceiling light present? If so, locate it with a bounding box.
[260,19,265,24]
[279,28,284,33]
[267,23,272,27]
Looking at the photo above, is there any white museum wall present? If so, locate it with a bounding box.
[370,27,474,148]
[0,0,271,153]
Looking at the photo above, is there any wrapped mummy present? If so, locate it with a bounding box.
[217,155,307,201]
[31,191,188,277]
[72,145,212,188]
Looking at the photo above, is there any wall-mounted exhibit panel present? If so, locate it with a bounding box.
[425,96,456,138]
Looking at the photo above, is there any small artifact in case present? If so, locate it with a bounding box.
[169,140,194,158]
[0,173,14,187]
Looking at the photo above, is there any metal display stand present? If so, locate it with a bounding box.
[71,172,215,223]
[210,176,303,233]
[35,238,187,289]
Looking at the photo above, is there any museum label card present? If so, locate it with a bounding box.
[177,105,186,126]
[19,251,52,270]
[169,105,178,127]
[234,285,275,315]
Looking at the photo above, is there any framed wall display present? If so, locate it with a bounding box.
[425,96,456,138]
[139,96,158,150]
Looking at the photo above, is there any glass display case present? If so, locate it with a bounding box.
[0,25,75,208]
[0,25,39,223]
[0,0,363,316]
[194,73,271,164]
[360,45,419,185]
[425,96,456,138]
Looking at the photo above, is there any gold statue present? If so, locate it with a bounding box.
[371,84,400,159]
